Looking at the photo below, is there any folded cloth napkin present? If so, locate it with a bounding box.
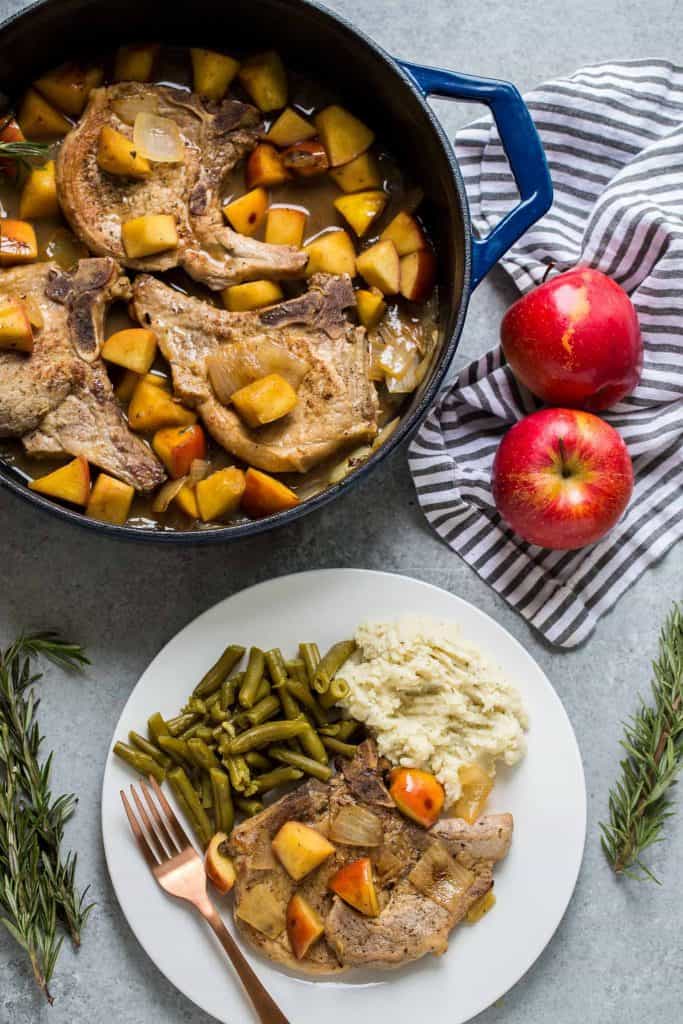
[408,59,683,648]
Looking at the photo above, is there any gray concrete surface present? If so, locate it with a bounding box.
[1,1,682,1021]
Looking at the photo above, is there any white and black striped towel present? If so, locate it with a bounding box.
[408,59,683,648]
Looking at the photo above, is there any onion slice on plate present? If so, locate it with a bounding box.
[408,841,475,912]
[133,112,184,163]
[329,804,384,846]
[206,339,310,406]
[235,882,285,938]
[112,93,160,125]
[152,475,187,513]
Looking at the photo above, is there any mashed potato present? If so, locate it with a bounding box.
[340,616,528,803]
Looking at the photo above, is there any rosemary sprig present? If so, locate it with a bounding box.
[0,632,92,1003]
[600,604,683,882]
[0,139,50,169]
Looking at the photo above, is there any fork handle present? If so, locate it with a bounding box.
[195,897,291,1024]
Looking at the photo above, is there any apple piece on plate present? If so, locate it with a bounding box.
[267,107,316,147]
[500,267,642,410]
[399,249,437,302]
[389,767,445,828]
[245,143,289,189]
[223,187,268,237]
[272,821,335,880]
[29,455,91,506]
[97,126,152,179]
[0,300,34,352]
[238,51,287,111]
[34,63,103,116]
[328,857,379,917]
[18,89,71,138]
[190,48,240,100]
[356,239,399,295]
[174,483,199,518]
[231,373,298,428]
[380,211,428,256]
[281,141,329,178]
[86,473,135,525]
[0,220,38,267]
[121,214,178,258]
[286,893,325,959]
[223,280,284,312]
[329,151,381,193]
[101,327,157,374]
[491,407,634,550]
[314,105,374,167]
[304,230,356,277]
[356,288,386,330]
[19,160,59,218]
[152,424,207,478]
[128,379,196,432]
[242,468,299,517]
[205,832,237,894]
[334,190,387,237]
[265,207,307,248]
[196,467,246,522]
[453,764,493,824]
[114,43,160,83]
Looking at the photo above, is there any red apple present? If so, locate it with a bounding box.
[500,267,642,411]
[491,408,633,550]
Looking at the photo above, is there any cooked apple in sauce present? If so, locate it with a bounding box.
[0,45,440,530]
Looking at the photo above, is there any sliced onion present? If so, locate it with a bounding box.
[152,475,187,513]
[24,295,44,329]
[188,458,209,485]
[235,882,286,938]
[328,445,373,485]
[371,417,399,451]
[250,833,278,870]
[207,339,310,405]
[386,354,430,394]
[112,93,160,125]
[329,804,383,846]
[408,842,474,912]
[133,112,184,163]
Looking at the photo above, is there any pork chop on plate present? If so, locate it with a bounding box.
[0,258,164,491]
[57,84,307,290]
[229,741,513,974]
[132,272,379,473]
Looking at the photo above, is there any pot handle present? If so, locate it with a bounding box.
[398,61,552,288]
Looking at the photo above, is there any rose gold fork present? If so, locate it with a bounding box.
[120,776,290,1024]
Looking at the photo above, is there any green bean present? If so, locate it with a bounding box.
[312,640,356,694]
[147,712,171,747]
[264,649,288,688]
[210,767,234,834]
[238,647,266,708]
[167,767,213,848]
[194,644,246,698]
[114,742,166,783]
[222,754,252,792]
[244,751,272,771]
[200,772,214,810]
[299,642,321,685]
[183,696,207,717]
[209,703,229,725]
[178,721,203,742]
[334,719,360,742]
[191,725,217,743]
[220,673,242,710]
[187,738,219,773]
[284,678,329,726]
[249,766,303,794]
[167,712,199,737]
[129,731,172,769]
[268,745,333,782]
[226,719,310,754]
[158,735,192,766]
[285,659,307,684]
[299,720,328,763]
[244,694,281,727]
[236,798,263,817]
[318,677,350,709]
[253,676,271,702]
[321,736,358,758]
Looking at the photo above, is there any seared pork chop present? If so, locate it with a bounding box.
[0,259,164,492]
[132,273,379,472]
[229,741,512,974]
[57,84,307,290]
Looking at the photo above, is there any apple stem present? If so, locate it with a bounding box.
[541,261,556,284]
[557,438,571,477]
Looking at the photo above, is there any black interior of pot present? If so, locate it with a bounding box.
[0,0,468,538]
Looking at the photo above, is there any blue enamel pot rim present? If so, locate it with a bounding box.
[0,0,551,544]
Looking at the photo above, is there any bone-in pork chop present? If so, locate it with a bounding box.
[57,84,307,290]
[229,741,512,974]
[0,259,164,491]
[132,273,379,473]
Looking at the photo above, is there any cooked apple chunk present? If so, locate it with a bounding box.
[152,424,206,478]
[101,328,157,374]
[264,207,307,248]
[114,43,160,83]
[304,230,356,277]
[286,893,325,959]
[389,767,444,828]
[223,280,283,312]
[271,821,335,880]
[454,763,493,824]
[205,833,237,894]
[191,48,240,100]
[29,456,91,506]
[19,160,59,219]
[196,467,246,521]
[34,63,103,116]
[86,473,135,524]
[399,249,437,303]
[267,107,316,147]
[381,210,428,256]
[356,239,399,295]
[238,51,287,111]
[329,151,381,193]
[245,143,289,189]
[356,288,386,330]
[0,220,38,267]
[231,373,298,428]
[328,856,379,917]
[334,190,387,237]
[0,300,34,352]
[121,214,178,258]
[222,187,268,237]
[174,482,199,518]
[18,88,71,138]
[128,379,196,431]
[315,105,374,167]
[97,125,151,179]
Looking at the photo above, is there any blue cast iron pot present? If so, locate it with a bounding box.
[0,0,552,542]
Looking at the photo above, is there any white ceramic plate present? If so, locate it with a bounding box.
[102,569,586,1024]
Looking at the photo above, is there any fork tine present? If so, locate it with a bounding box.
[148,774,194,850]
[130,784,171,862]
[140,779,181,855]
[120,789,159,870]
